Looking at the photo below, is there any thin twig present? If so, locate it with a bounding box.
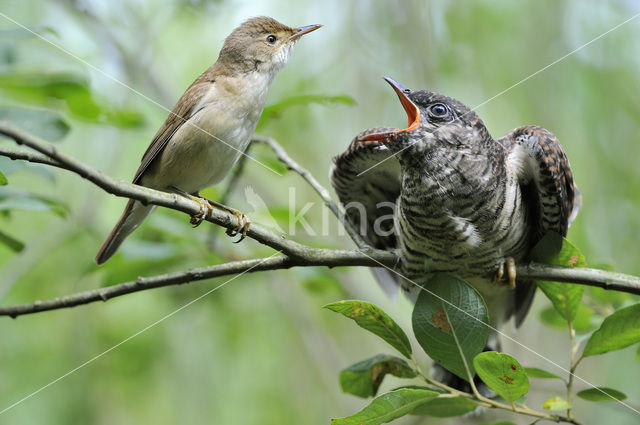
[252,135,368,248]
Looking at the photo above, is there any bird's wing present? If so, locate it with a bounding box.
[498,125,581,326]
[330,127,403,298]
[132,77,213,185]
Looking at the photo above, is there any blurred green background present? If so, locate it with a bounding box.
[1,0,639,424]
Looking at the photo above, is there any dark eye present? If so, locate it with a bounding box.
[266,34,277,44]
[429,103,450,118]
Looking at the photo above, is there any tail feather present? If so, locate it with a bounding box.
[95,200,154,265]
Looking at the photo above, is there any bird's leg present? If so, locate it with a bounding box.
[169,187,214,227]
[492,257,517,289]
[193,193,251,243]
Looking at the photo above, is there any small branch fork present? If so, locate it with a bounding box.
[0,120,638,320]
[1,121,633,424]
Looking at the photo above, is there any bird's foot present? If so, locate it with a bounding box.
[196,195,250,243]
[188,195,214,228]
[492,257,516,289]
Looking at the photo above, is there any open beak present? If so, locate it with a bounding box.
[287,24,323,42]
[359,77,420,142]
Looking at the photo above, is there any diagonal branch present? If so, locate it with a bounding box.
[0,121,639,320]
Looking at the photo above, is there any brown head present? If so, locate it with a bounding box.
[217,16,321,74]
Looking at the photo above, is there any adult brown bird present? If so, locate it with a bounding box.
[95,16,321,265]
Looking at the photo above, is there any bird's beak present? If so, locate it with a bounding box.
[286,24,323,42]
[359,77,420,142]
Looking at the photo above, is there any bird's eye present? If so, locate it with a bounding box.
[428,103,450,119]
[266,34,277,44]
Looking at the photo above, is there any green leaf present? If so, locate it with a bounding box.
[583,303,640,357]
[539,304,594,332]
[0,106,70,141]
[324,300,412,358]
[411,273,488,381]
[339,354,417,398]
[531,232,586,321]
[576,387,627,402]
[410,396,478,417]
[259,94,356,129]
[542,396,570,411]
[0,190,68,217]
[0,170,6,185]
[473,352,529,404]
[0,229,25,252]
[0,72,144,128]
[524,367,563,380]
[331,388,438,425]
[480,422,517,425]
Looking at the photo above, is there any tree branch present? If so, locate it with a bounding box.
[1,120,639,320]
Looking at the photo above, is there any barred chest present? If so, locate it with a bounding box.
[394,151,532,281]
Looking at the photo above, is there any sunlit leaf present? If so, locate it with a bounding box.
[0,72,144,128]
[331,388,438,425]
[0,106,70,140]
[542,396,570,411]
[576,387,627,402]
[531,232,586,322]
[410,396,478,417]
[324,300,412,359]
[539,304,594,332]
[524,367,563,380]
[0,229,25,252]
[339,354,416,398]
[0,170,6,185]
[473,352,529,404]
[583,303,640,357]
[412,273,488,381]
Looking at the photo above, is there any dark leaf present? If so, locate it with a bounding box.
[0,229,25,252]
[331,388,438,425]
[339,354,417,398]
[576,387,627,402]
[0,169,6,185]
[524,367,563,380]
[411,273,488,381]
[583,303,640,357]
[473,352,529,403]
[324,300,412,359]
[531,232,586,322]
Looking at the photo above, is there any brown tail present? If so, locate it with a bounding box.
[95,199,154,265]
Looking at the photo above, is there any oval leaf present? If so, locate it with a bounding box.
[576,387,627,402]
[542,396,570,411]
[524,367,563,380]
[411,273,488,381]
[324,300,412,358]
[331,388,438,425]
[473,352,529,403]
[340,354,417,398]
[532,232,586,322]
[583,303,640,357]
[410,396,478,417]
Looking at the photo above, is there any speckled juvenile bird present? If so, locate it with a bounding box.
[95,16,321,265]
[331,77,581,388]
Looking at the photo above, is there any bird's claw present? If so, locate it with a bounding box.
[189,198,213,228]
[492,257,516,289]
[225,210,251,243]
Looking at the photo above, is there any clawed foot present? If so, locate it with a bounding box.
[224,209,251,243]
[189,196,213,228]
[493,257,516,289]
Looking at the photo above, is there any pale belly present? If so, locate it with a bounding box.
[144,105,258,194]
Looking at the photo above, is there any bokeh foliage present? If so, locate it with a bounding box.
[0,1,639,424]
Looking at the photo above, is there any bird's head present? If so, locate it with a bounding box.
[219,16,321,74]
[359,77,492,154]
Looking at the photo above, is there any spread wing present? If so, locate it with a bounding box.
[330,127,402,251]
[330,127,403,297]
[132,74,213,185]
[498,125,582,326]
